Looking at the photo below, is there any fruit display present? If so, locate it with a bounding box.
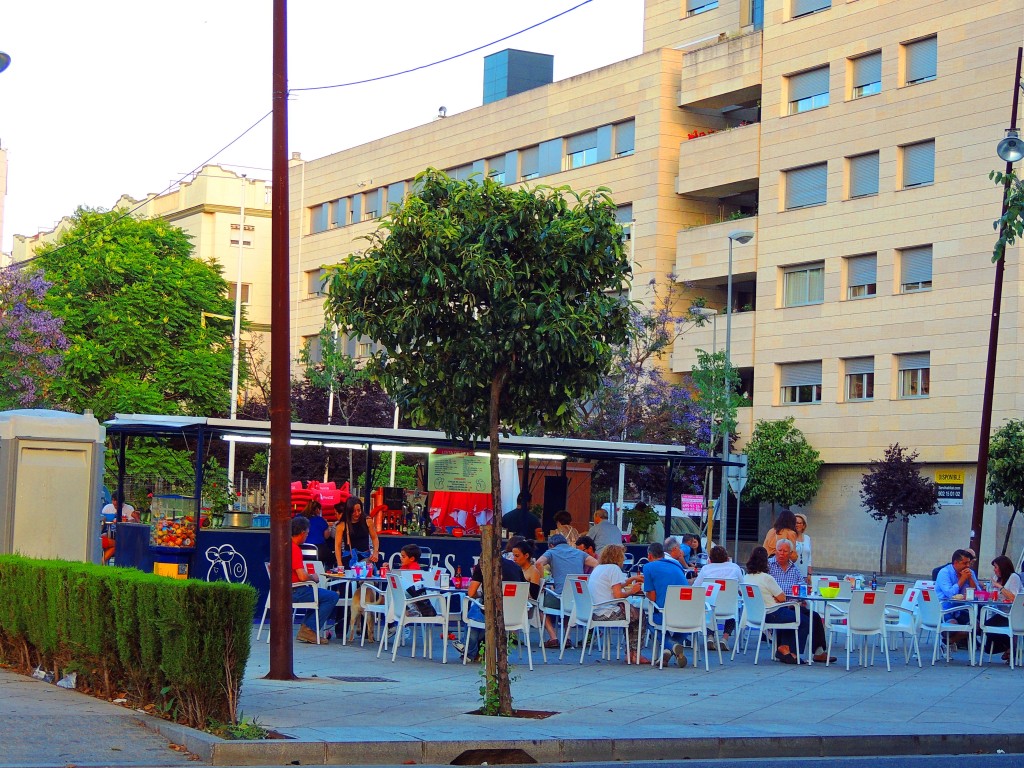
[150,515,197,549]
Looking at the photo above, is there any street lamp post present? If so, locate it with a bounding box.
[693,306,718,546]
[721,230,754,551]
[970,47,1023,557]
[227,175,247,494]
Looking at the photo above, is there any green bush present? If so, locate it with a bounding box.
[0,556,256,727]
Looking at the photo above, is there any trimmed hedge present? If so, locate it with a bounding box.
[0,555,257,727]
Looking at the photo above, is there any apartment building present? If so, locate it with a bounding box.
[291,0,1024,572]
[12,164,273,338]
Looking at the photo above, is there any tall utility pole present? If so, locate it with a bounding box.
[970,48,1023,557]
[267,0,294,680]
[227,174,247,493]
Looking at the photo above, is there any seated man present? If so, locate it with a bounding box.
[935,548,980,644]
[456,553,526,662]
[768,539,833,663]
[586,508,624,552]
[664,536,695,572]
[642,541,689,668]
[536,534,598,648]
[290,516,340,644]
[575,536,598,572]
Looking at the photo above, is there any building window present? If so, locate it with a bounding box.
[310,203,329,234]
[898,352,930,398]
[792,0,830,18]
[785,162,827,209]
[519,145,540,181]
[303,334,323,365]
[386,183,405,210]
[449,164,473,182]
[780,361,822,404]
[356,341,372,358]
[487,154,506,185]
[787,66,829,114]
[306,268,328,297]
[331,198,348,228]
[362,188,382,220]
[846,254,877,299]
[565,130,598,170]
[616,204,633,242]
[902,140,935,188]
[845,357,874,401]
[614,120,635,157]
[687,0,718,17]
[784,262,824,307]
[850,51,881,99]
[900,245,932,293]
[349,194,362,224]
[903,36,937,86]
[848,152,879,198]
[226,283,251,305]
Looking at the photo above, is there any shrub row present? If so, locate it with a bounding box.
[0,555,257,728]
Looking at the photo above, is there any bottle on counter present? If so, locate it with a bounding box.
[870,572,878,590]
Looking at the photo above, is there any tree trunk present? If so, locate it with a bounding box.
[1001,508,1020,556]
[484,369,512,715]
[879,517,891,575]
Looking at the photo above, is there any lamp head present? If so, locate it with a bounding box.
[728,229,754,245]
[0,52,10,74]
[997,128,1023,164]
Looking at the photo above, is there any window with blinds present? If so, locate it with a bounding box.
[616,204,633,242]
[310,202,329,234]
[565,130,598,170]
[687,0,719,15]
[792,0,830,18]
[487,155,506,184]
[519,145,539,181]
[904,36,937,85]
[848,152,879,199]
[788,66,830,114]
[898,352,930,398]
[851,51,881,98]
[331,198,348,229]
[785,163,828,210]
[780,361,823,404]
[387,183,405,209]
[784,262,825,306]
[306,268,328,297]
[227,283,251,305]
[845,357,874,401]
[846,254,877,299]
[615,120,635,157]
[900,246,932,293]
[902,140,935,188]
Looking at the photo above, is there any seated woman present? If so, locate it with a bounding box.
[693,545,744,651]
[549,510,580,546]
[587,544,648,665]
[984,555,1022,660]
[511,539,542,599]
[744,546,800,664]
[334,496,380,568]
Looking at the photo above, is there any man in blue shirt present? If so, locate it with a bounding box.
[935,549,980,637]
[642,542,689,667]
[768,540,832,663]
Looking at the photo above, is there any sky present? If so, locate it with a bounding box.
[0,0,645,254]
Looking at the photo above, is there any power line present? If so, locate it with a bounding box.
[291,0,594,93]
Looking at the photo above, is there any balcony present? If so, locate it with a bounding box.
[676,217,758,284]
[672,308,755,374]
[677,122,760,199]
[679,30,762,110]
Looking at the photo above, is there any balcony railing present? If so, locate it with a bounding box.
[676,217,758,284]
[679,29,762,110]
[677,122,760,198]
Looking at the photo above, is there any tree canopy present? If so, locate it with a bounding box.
[35,208,240,420]
[744,417,823,515]
[324,169,633,714]
[860,443,939,572]
[0,265,67,409]
[985,419,1024,555]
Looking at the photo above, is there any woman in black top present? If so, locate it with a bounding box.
[334,496,380,567]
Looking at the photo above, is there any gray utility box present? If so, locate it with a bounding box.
[0,409,105,563]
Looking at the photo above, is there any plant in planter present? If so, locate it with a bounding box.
[624,502,659,542]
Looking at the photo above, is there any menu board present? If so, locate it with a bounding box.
[428,451,491,493]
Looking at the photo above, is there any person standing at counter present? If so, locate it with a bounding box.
[334,496,380,567]
[502,492,543,541]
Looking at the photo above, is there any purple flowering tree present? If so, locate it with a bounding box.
[0,265,67,409]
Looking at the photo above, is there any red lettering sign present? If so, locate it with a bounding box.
[680,587,693,600]
[922,591,931,601]
[503,583,517,597]
[864,592,876,605]
[412,573,423,582]
[746,585,755,598]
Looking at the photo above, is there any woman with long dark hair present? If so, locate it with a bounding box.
[984,555,1021,660]
[763,509,798,563]
[334,496,380,567]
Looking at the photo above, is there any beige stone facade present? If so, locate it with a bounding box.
[292,0,1024,572]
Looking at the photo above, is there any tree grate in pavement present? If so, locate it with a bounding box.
[328,675,397,683]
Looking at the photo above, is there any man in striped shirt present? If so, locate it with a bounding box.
[768,540,833,663]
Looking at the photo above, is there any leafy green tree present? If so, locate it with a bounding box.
[860,444,939,573]
[991,169,1024,258]
[325,169,632,715]
[986,419,1024,556]
[35,207,239,421]
[0,265,67,409]
[744,417,823,519]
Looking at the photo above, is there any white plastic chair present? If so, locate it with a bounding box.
[652,583,720,670]
[707,578,740,651]
[385,572,452,663]
[732,583,802,664]
[883,585,922,666]
[918,588,975,666]
[256,562,322,644]
[565,577,633,664]
[461,582,535,670]
[541,575,583,651]
[827,590,891,671]
[357,580,390,649]
[980,593,1024,669]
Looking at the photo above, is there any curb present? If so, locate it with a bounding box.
[131,712,224,762]
[203,733,1024,766]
